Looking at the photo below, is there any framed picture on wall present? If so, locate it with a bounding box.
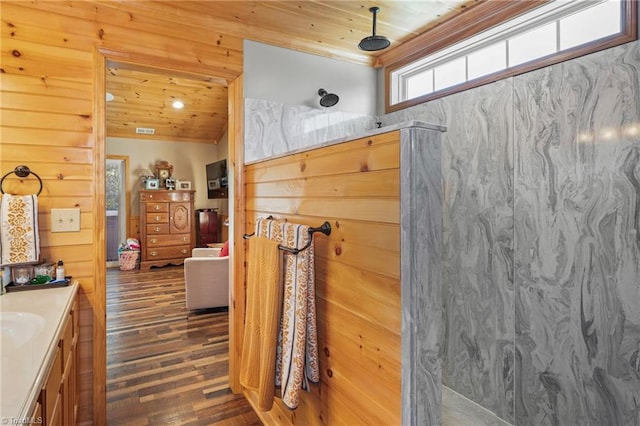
[177,181,192,190]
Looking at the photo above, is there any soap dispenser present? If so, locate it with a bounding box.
[56,259,65,281]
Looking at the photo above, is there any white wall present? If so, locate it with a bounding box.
[106,137,228,215]
[243,40,377,115]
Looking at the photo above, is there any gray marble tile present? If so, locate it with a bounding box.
[387,39,640,426]
[388,79,516,424]
[244,98,376,163]
[439,80,515,423]
[513,41,640,426]
[400,127,445,426]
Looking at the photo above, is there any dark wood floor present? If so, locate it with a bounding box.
[106,265,261,426]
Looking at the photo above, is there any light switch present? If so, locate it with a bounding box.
[51,208,81,232]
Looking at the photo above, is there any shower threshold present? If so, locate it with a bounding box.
[443,386,512,426]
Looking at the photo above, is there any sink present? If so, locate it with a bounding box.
[0,312,45,350]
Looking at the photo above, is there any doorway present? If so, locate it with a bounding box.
[105,156,130,268]
[95,50,243,422]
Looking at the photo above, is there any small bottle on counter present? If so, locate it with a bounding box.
[2,267,10,291]
[56,259,65,281]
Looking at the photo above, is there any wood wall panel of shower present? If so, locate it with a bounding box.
[241,131,401,425]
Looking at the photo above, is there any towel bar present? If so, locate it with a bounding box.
[0,165,43,196]
[243,219,332,255]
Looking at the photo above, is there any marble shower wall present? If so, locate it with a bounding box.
[513,42,640,426]
[384,40,640,425]
[385,79,516,422]
[244,98,376,163]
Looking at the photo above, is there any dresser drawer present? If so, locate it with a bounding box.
[140,190,193,202]
[146,234,191,247]
[146,224,170,234]
[146,202,169,213]
[146,245,191,260]
[146,212,169,224]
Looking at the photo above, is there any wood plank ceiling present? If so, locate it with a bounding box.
[106,67,228,144]
[105,0,480,144]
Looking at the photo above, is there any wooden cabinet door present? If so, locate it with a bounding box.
[169,202,191,234]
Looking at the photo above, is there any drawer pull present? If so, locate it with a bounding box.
[149,194,153,199]
[150,251,158,257]
[154,205,161,210]
[182,236,188,242]
[150,238,158,244]
[155,227,161,232]
[181,249,188,254]
[155,216,161,221]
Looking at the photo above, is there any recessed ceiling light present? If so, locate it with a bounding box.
[105,92,114,102]
[172,100,184,109]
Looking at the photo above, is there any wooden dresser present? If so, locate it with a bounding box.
[139,190,195,269]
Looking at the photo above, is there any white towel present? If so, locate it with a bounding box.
[0,194,40,266]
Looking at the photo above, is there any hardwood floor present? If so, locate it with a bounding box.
[106,266,261,425]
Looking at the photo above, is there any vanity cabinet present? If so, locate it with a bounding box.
[33,295,78,425]
[139,190,195,269]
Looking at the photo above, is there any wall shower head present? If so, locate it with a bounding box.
[318,88,339,108]
[359,7,390,52]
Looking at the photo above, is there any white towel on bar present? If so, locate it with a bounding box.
[0,194,40,266]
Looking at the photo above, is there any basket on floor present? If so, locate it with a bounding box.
[118,250,140,271]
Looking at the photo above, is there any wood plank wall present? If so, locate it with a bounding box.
[242,131,402,424]
[1,2,243,424]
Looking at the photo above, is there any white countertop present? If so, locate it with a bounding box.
[0,282,78,421]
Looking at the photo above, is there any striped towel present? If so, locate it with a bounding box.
[0,194,40,266]
[254,218,320,410]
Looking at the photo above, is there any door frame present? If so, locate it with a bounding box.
[106,155,130,266]
[94,47,244,423]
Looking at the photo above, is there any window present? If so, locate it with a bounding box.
[387,0,637,112]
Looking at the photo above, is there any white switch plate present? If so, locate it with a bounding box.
[51,208,81,232]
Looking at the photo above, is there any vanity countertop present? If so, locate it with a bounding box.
[0,282,79,422]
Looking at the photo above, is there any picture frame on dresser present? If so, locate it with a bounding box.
[145,178,160,190]
[177,181,192,190]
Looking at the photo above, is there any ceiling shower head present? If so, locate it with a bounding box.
[359,7,390,52]
[318,88,339,108]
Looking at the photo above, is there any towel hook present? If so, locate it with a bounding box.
[0,165,44,196]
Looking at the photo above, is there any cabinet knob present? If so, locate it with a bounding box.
[149,194,154,199]
[150,251,158,257]
[155,227,161,232]
[155,216,161,221]
[182,236,187,242]
[154,205,160,210]
[181,249,188,254]
[150,238,157,244]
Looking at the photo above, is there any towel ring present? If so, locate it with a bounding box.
[0,165,43,196]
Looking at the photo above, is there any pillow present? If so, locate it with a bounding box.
[219,240,229,257]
